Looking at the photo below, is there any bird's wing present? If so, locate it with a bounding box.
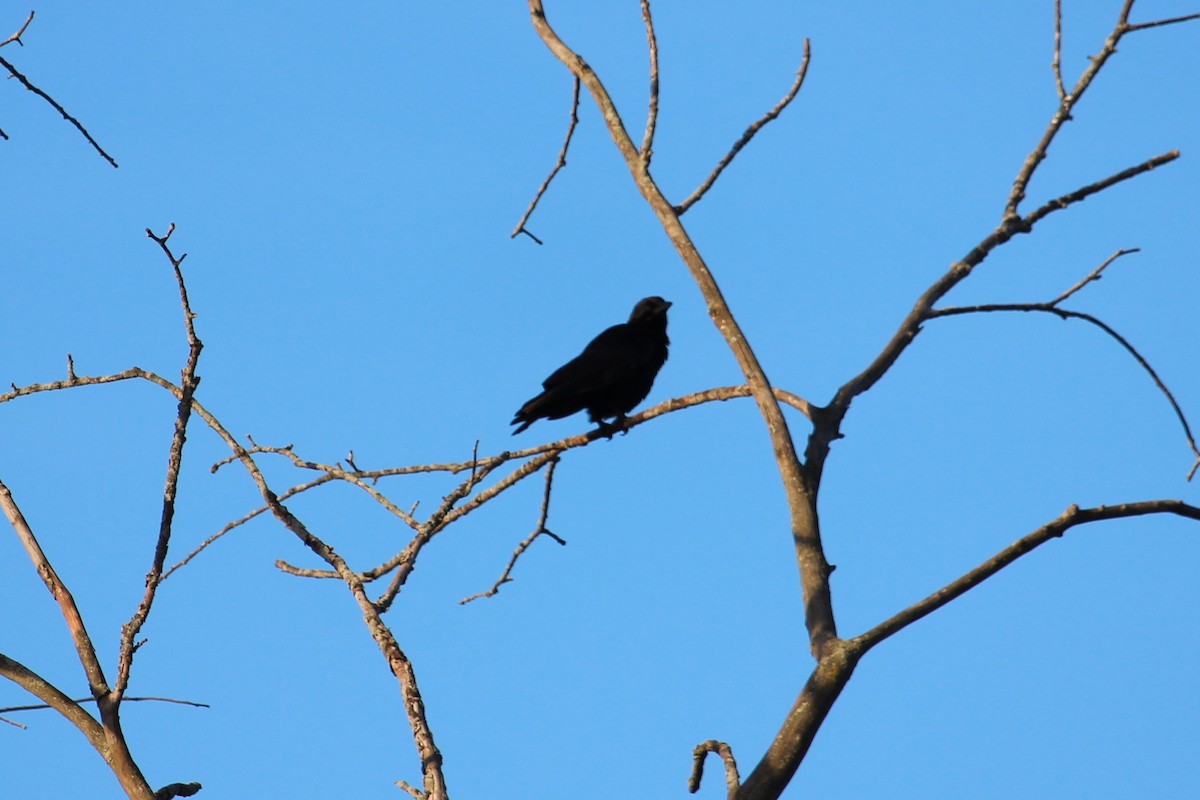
[541,324,653,392]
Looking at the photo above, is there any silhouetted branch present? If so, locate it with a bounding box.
[823,8,1185,475]
[0,23,118,167]
[0,695,210,714]
[1004,0,1198,219]
[1023,150,1178,228]
[1049,246,1137,305]
[853,500,1200,653]
[930,303,1200,476]
[675,39,811,215]
[511,76,581,244]
[689,740,740,798]
[926,246,1200,476]
[1124,11,1200,32]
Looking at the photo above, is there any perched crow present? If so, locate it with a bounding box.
[511,296,671,435]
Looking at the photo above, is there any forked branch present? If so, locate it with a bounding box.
[929,247,1200,476]
[116,225,204,697]
[527,0,834,665]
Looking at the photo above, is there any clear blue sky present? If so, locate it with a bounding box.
[3,2,1199,798]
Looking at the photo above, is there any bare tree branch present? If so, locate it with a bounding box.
[0,483,158,797]
[852,500,1200,652]
[0,652,105,752]
[1052,0,1067,101]
[0,695,210,715]
[1023,150,1178,228]
[1124,11,1200,32]
[527,1,835,667]
[1004,0,1199,220]
[689,739,740,798]
[396,780,427,800]
[929,303,1200,475]
[0,480,111,700]
[116,225,204,697]
[1048,246,1137,305]
[460,456,565,603]
[675,39,811,216]
[0,43,118,166]
[163,475,334,579]
[271,385,814,588]
[819,152,1180,485]
[1,10,34,48]
[639,0,660,161]
[511,76,581,244]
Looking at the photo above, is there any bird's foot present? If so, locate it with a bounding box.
[594,416,631,439]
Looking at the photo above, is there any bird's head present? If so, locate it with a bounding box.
[629,296,672,322]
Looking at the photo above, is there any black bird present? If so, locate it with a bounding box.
[511,296,671,435]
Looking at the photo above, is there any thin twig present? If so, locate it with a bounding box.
[1,10,34,48]
[675,39,811,215]
[460,456,565,603]
[162,475,335,580]
[511,76,581,243]
[1023,151,1178,228]
[1052,0,1067,100]
[640,0,659,161]
[1125,11,1200,32]
[928,302,1200,473]
[0,695,211,714]
[0,52,118,167]
[1049,247,1138,305]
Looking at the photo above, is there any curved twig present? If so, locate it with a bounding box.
[689,739,740,798]
[675,39,811,215]
[928,302,1200,474]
